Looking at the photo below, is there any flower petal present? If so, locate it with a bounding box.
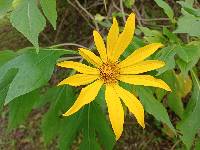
[63,80,103,116]
[107,18,119,60]
[79,48,103,67]
[120,60,165,74]
[93,30,107,62]
[57,61,99,74]
[105,85,124,140]
[119,75,171,91]
[119,43,164,68]
[114,84,145,128]
[58,74,99,86]
[111,13,135,62]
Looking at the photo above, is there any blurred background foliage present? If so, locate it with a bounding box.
[0,0,200,149]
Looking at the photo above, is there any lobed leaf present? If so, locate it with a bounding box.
[0,49,65,104]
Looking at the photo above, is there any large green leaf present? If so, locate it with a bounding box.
[0,49,64,104]
[154,0,174,22]
[8,90,39,129]
[10,0,46,52]
[40,0,57,29]
[177,70,200,149]
[136,87,176,133]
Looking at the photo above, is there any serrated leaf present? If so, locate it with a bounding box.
[154,0,174,22]
[177,70,200,149]
[10,0,46,52]
[8,90,39,129]
[40,0,57,29]
[0,49,64,104]
[136,87,176,133]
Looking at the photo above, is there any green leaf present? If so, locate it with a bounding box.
[41,86,78,145]
[10,0,46,52]
[154,0,174,22]
[0,49,64,104]
[0,69,18,112]
[154,46,177,75]
[90,103,115,150]
[174,10,200,37]
[0,0,12,17]
[41,86,115,150]
[177,0,200,17]
[176,57,199,75]
[177,70,200,149]
[40,0,57,29]
[160,71,184,118]
[163,27,181,44]
[8,90,39,129]
[176,45,200,63]
[123,0,135,9]
[0,50,16,67]
[139,27,167,43]
[136,87,176,133]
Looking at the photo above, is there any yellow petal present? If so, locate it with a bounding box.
[93,30,107,62]
[105,85,124,140]
[107,18,119,60]
[120,60,165,74]
[119,75,171,91]
[114,84,145,128]
[63,80,103,116]
[111,13,135,62]
[79,48,103,67]
[119,43,164,68]
[57,61,99,74]
[58,74,98,86]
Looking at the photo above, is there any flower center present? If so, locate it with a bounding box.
[99,62,120,84]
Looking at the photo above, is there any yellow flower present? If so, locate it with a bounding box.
[57,13,171,140]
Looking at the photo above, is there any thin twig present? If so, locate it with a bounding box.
[50,43,88,49]
[41,32,53,44]
[54,8,68,43]
[132,6,143,26]
[170,140,180,150]
[74,0,99,31]
[111,0,121,12]
[120,0,126,23]
[57,56,82,62]
[67,0,95,29]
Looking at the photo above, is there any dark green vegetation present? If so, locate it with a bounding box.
[0,0,200,150]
